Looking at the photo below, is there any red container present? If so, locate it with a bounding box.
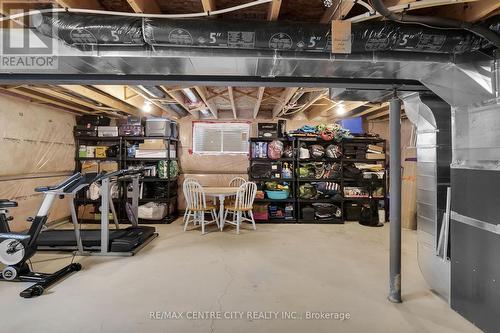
[253,211,269,220]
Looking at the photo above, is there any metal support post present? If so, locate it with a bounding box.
[389,95,402,303]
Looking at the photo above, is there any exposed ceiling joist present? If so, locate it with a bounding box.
[201,0,216,12]
[227,86,237,119]
[126,0,161,13]
[305,98,337,120]
[124,86,179,119]
[194,86,218,119]
[54,0,103,9]
[320,0,355,23]
[28,85,105,111]
[61,85,139,116]
[431,0,500,22]
[292,90,327,116]
[161,87,198,118]
[253,87,265,119]
[2,86,94,115]
[233,88,258,100]
[272,87,299,118]
[267,0,282,21]
[366,109,391,120]
[349,0,479,23]
[351,103,389,118]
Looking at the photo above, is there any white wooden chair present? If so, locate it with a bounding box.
[182,178,200,226]
[222,182,257,234]
[229,177,246,187]
[183,181,219,234]
[226,177,247,206]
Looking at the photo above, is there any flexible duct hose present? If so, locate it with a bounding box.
[371,0,500,49]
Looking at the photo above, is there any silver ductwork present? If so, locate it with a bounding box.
[138,85,166,99]
[403,93,452,301]
[449,96,500,333]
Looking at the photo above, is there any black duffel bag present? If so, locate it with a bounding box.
[250,162,272,179]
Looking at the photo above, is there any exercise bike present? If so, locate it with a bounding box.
[0,173,88,298]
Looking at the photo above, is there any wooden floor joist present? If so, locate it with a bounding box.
[253,87,265,119]
[60,85,140,117]
[1,86,95,115]
[194,86,218,119]
[227,87,237,119]
[272,87,299,118]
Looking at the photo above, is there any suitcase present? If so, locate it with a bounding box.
[76,115,110,127]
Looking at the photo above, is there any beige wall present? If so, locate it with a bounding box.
[177,117,322,209]
[0,94,75,231]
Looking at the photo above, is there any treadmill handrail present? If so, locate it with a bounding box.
[63,172,104,194]
[95,166,153,182]
[34,173,82,193]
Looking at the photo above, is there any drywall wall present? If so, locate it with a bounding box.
[0,93,75,231]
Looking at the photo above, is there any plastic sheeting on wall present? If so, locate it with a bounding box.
[0,177,71,231]
[0,94,75,176]
[0,93,75,231]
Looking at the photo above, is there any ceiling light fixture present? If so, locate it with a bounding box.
[142,101,153,113]
[324,0,333,8]
[336,104,346,115]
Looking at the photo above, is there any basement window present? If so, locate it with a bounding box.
[192,122,250,155]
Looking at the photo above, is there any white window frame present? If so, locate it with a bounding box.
[192,121,250,155]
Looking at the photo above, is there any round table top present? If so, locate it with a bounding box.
[202,187,239,196]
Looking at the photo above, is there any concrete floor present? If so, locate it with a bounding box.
[0,220,481,333]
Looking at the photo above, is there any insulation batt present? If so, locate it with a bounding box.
[32,13,488,54]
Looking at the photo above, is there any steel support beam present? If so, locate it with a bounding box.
[0,74,429,92]
[389,95,402,303]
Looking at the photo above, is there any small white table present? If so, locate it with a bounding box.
[202,187,239,230]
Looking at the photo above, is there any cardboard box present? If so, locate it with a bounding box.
[368,144,384,152]
[100,161,118,173]
[79,145,87,158]
[366,153,385,160]
[95,146,107,158]
[139,139,166,150]
[81,161,99,173]
[86,146,95,158]
[135,149,168,158]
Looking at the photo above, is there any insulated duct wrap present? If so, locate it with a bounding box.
[33,13,144,46]
[33,13,487,54]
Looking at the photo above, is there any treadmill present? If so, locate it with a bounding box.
[36,169,158,256]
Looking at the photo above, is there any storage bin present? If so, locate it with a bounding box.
[345,202,362,221]
[146,118,171,137]
[302,206,315,220]
[119,124,142,136]
[265,190,289,200]
[138,202,168,220]
[97,126,118,137]
[253,203,269,220]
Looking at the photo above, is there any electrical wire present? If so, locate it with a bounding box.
[0,0,273,22]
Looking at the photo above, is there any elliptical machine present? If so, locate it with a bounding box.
[0,173,90,298]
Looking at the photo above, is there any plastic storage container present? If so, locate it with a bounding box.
[253,203,269,220]
[265,190,289,200]
[146,118,171,137]
[138,202,167,220]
